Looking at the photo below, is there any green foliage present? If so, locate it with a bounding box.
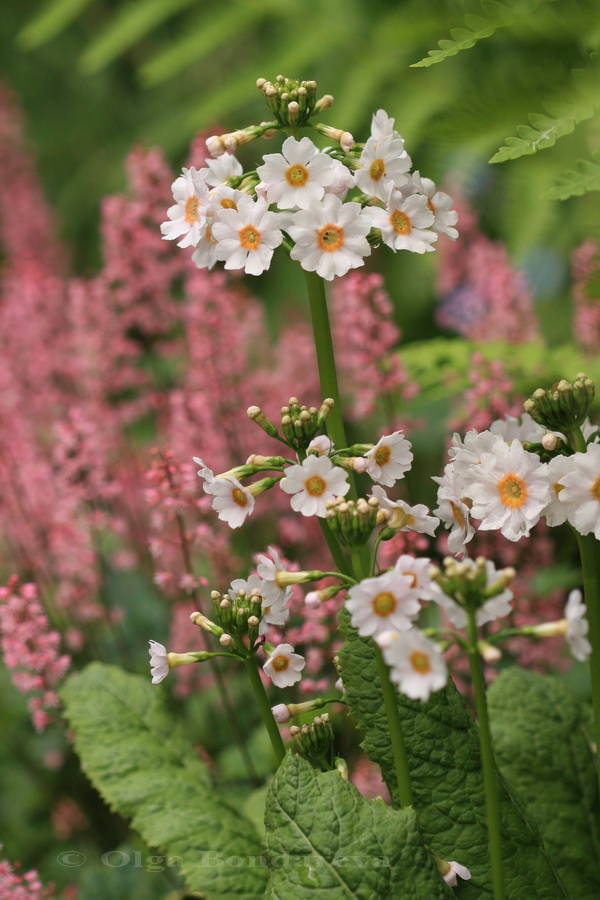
[411,0,553,68]
[17,0,93,49]
[262,753,454,899]
[338,611,569,898]
[488,668,600,900]
[544,150,600,200]
[61,663,268,900]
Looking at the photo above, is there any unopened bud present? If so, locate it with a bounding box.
[272,703,291,724]
[219,633,233,647]
[542,433,559,451]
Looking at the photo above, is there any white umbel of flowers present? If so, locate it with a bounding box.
[556,442,600,539]
[363,431,413,486]
[279,454,350,517]
[345,570,421,639]
[161,167,210,248]
[377,629,448,701]
[149,640,169,684]
[288,194,372,281]
[263,643,305,688]
[256,136,336,210]
[212,195,284,276]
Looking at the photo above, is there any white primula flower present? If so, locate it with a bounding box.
[212,195,283,276]
[433,464,475,558]
[370,486,439,537]
[279,454,350,517]
[364,431,413,486]
[367,189,437,254]
[463,439,551,541]
[325,158,355,199]
[393,554,436,601]
[263,643,305,688]
[255,546,292,607]
[148,640,169,684]
[543,455,576,527]
[557,442,600,539]
[410,171,458,240]
[203,474,255,528]
[370,109,396,143]
[204,152,243,186]
[307,435,334,456]
[431,560,514,628]
[449,430,505,489]
[441,861,472,888]
[256,136,336,210]
[228,574,262,603]
[288,194,372,281]
[489,413,547,445]
[191,222,219,270]
[377,629,448,701]
[345,570,420,639]
[161,167,210,248]
[564,589,591,662]
[193,456,215,484]
[355,134,411,201]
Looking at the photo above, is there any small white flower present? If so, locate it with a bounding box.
[191,222,219,270]
[345,570,420,639]
[449,430,505,489]
[367,189,437,254]
[370,486,439,537]
[160,167,210,248]
[193,456,215,483]
[410,171,458,240]
[256,136,336,210]
[149,640,169,684]
[355,134,411,201]
[431,560,514,629]
[307,435,334,456]
[263,643,305,688]
[212,195,283,276]
[288,194,372,281]
[370,109,396,143]
[325,158,355,199]
[204,475,255,528]
[259,598,291,636]
[433,464,475,558]
[441,860,472,888]
[279,455,350,517]
[543,455,576,527]
[463,439,551,541]
[564,589,591,662]
[256,546,291,607]
[489,413,547,445]
[393,554,436,601]
[377,629,448,701]
[364,431,413,486]
[204,153,243,187]
[557,442,600,539]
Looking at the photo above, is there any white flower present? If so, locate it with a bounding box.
[489,413,547,445]
[161,167,210,248]
[377,629,448,701]
[193,456,215,484]
[255,546,291,607]
[325,158,355,199]
[557,442,600,539]
[259,598,291,636]
[355,134,411,201]
[433,464,475,558]
[564,589,591,662]
[449,430,505,489]
[364,431,413,486]
[543,455,576,527]
[256,136,336,210]
[441,860,472,888]
[307,435,334,456]
[149,640,169,684]
[431,560,514,628]
[463,439,551,541]
[393,554,436,601]
[263,643,305,688]
[204,153,243,187]
[367,189,437,254]
[191,222,219,270]
[212,195,283,276]
[410,171,458,240]
[370,486,439,537]
[345,570,420,639]
[204,475,255,528]
[370,109,396,143]
[228,574,262,602]
[279,454,350,517]
[288,194,372,281]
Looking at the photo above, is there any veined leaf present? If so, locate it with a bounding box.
[17,0,94,49]
[263,753,455,899]
[412,0,553,68]
[61,663,268,900]
[489,668,600,899]
[543,151,600,200]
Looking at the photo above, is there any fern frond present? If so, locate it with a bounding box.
[411,0,553,68]
[543,150,600,200]
[17,0,93,50]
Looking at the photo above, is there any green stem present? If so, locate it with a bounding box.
[244,655,286,765]
[466,609,506,900]
[575,531,600,802]
[373,643,414,807]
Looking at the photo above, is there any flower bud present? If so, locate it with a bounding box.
[272,703,291,724]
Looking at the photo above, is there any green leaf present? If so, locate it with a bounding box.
[543,151,600,200]
[338,613,569,899]
[488,668,600,899]
[263,753,454,899]
[17,0,94,49]
[490,98,595,163]
[61,663,268,900]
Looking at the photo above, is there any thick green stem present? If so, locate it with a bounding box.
[466,609,506,900]
[244,655,286,766]
[575,531,600,801]
[373,643,414,808]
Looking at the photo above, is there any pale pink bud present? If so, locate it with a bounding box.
[305,591,322,609]
[272,703,291,723]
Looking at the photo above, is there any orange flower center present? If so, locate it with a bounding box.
[305,475,326,496]
[449,500,465,528]
[185,196,200,223]
[552,481,564,498]
[497,473,528,508]
[427,198,436,215]
[317,224,344,253]
[285,163,309,187]
[389,210,411,234]
[231,488,248,508]
[220,198,237,209]
[239,225,261,250]
[369,158,385,181]
[409,651,431,674]
[374,445,391,466]
[371,591,397,617]
[591,475,600,502]
[402,572,418,589]
[272,655,289,672]
[204,224,216,244]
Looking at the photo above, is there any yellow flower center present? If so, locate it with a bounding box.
[239,225,261,250]
[497,473,528,508]
[449,500,465,528]
[204,224,216,244]
[285,163,309,187]
[552,481,564,498]
[369,158,385,181]
[185,196,199,223]
[427,198,436,215]
[389,210,411,234]
[220,198,237,209]
[272,655,289,672]
[591,474,600,502]
[374,445,391,466]
[317,224,344,253]
[409,650,431,674]
[305,475,326,496]
[231,487,248,508]
[371,591,397,617]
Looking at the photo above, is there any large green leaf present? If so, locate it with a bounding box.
[488,668,600,900]
[338,613,568,899]
[262,753,454,899]
[61,663,268,900]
